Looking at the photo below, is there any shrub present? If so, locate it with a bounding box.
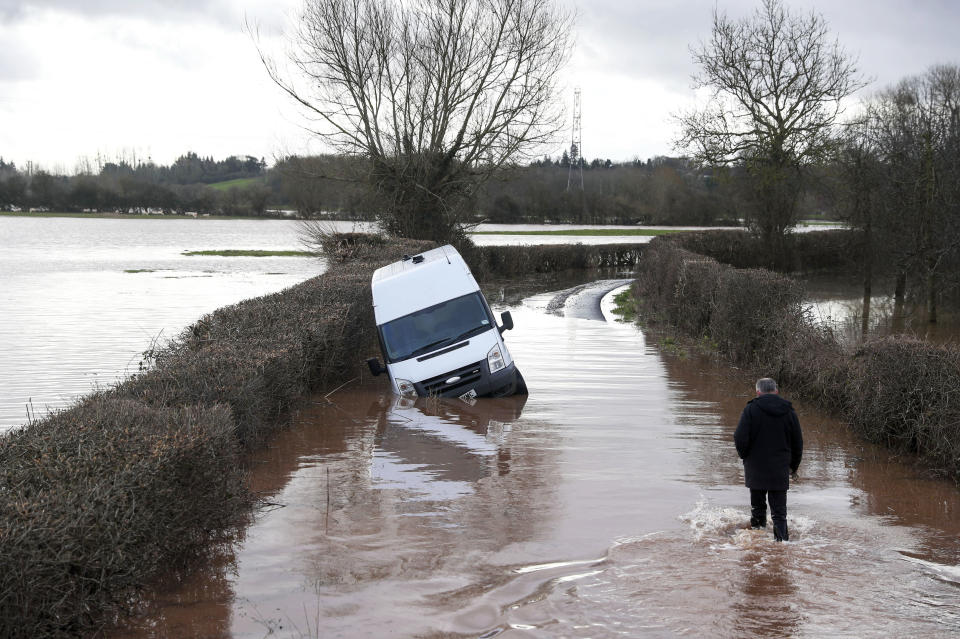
[469,243,645,281]
[656,228,863,272]
[709,267,805,369]
[776,321,850,411]
[0,397,244,638]
[846,337,960,474]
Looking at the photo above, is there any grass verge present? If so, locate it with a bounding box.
[207,177,264,191]
[0,212,280,220]
[181,250,314,257]
[611,289,637,322]
[471,228,691,236]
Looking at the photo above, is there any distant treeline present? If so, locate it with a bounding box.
[0,153,275,217]
[0,152,834,224]
[476,157,741,225]
[273,154,834,226]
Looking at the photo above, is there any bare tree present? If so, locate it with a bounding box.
[866,65,960,324]
[676,0,865,245]
[833,116,888,336]
[258,0,573,243]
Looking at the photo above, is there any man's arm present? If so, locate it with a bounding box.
[734,406,751,460]
[789,410,803,473]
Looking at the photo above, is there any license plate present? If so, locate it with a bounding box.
[459,389,478,403]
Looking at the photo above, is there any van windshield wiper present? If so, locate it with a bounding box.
[406,325,488,359]
[444,324,488,344]
[407,338,453,358]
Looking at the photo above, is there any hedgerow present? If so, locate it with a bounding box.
[633,236,960,482]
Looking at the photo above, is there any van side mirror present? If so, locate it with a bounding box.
[366,357,385,376]
[498,311,514,334]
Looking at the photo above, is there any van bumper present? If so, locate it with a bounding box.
[470,362,520,398]
[415,361,520,399]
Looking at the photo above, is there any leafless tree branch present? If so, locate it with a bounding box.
[258,0,573,242]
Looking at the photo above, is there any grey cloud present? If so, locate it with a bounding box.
[1,1,299,40]
[576,1,759,92]
[0,0,252,28]
[574,0,960,96]
[0,24,38,81]
[0,52,38,82]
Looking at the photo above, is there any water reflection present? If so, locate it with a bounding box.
[733,548,800,638]
[372,394,528,497]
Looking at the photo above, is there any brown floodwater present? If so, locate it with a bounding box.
[116,285,960,638]
[803,272,960,344]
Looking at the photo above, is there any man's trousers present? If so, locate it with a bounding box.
[750,488,788,541]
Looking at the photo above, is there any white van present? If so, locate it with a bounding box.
[366,245,527,399]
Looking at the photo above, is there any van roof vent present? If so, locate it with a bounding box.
[411,254,425,264]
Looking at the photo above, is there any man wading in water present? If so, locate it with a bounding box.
[734,378,803,542]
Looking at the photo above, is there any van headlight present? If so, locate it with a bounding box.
[487,345,505,373]
[395,378,418,397]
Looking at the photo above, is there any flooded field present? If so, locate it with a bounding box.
[117,285,960,638]
[0,216,332,430]
[803,273,960,344]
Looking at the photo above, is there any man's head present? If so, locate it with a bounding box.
[755,377,778,395]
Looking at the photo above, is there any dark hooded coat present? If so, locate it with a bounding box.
[734,393,803,491]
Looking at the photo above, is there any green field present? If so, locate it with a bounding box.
[470,228,693,236]
[207,177,263,191]
[0,211,186,219]
[797,219,843,226]
[181,249,314,257]
[0,211,273,220]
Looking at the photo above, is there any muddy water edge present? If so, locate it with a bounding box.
[116,286,960,638]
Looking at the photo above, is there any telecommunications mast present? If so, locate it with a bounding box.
[566,88,583,191]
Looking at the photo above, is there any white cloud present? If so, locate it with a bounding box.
[0,1,306,169]
[2,0,959,169]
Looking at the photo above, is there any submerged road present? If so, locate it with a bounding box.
[119,283,960,638]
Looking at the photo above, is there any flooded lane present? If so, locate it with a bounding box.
[120,287,960,638]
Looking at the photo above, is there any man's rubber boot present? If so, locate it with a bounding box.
[773,522,789,542]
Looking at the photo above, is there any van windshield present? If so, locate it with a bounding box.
[380,292,494,362]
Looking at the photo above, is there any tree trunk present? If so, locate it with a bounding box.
[893,268,907,333]
[861,265,872,338]
[860,220,873,338]
[928,267,938,324]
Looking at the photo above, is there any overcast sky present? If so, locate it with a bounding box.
[1,0,958,171]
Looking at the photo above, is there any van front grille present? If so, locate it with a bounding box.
[420,360,485,396]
